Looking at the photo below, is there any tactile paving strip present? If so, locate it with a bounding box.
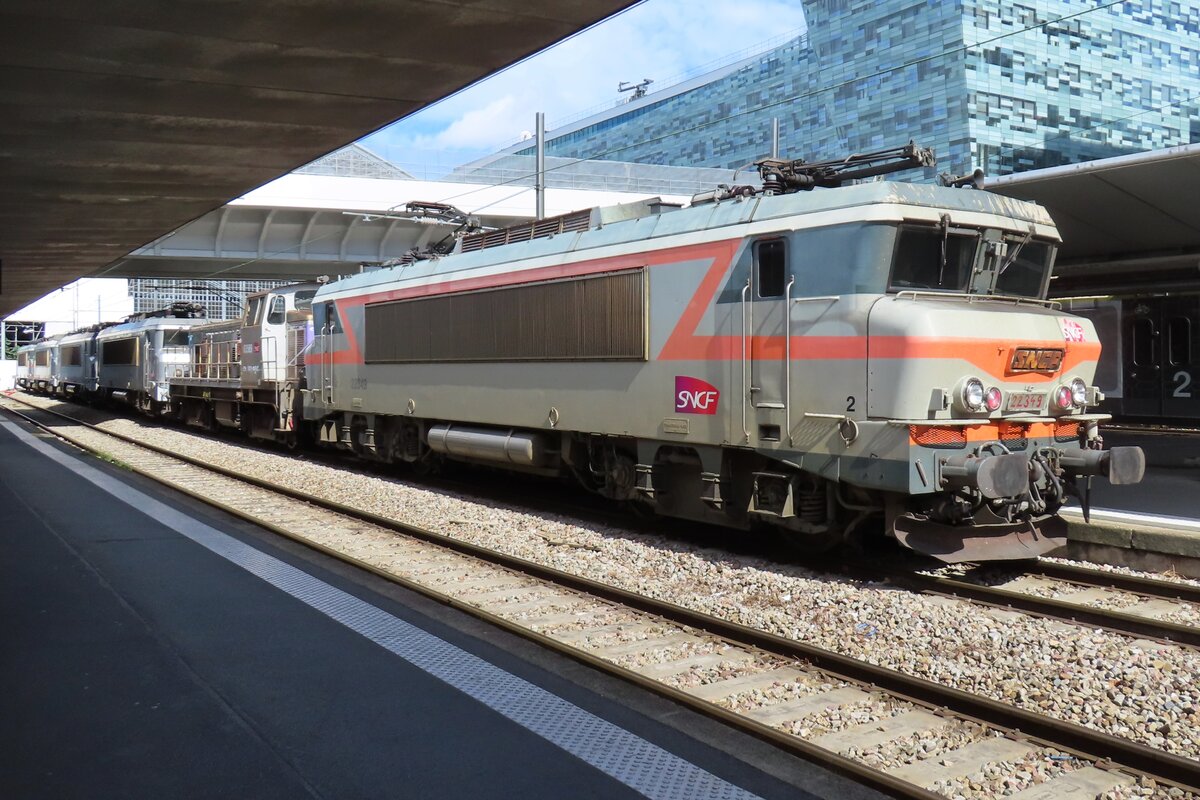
[2,421,761,800]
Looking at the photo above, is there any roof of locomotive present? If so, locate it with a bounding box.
[317,181,1058,299]
[33,335,63,350]
[96,316,209,340]
[57,329,100,346]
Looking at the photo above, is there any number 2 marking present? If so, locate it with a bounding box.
[846,396,856,412]
[1173,370,1193,398]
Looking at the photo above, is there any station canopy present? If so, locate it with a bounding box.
[987,142,1200,296]
[0,0,638,317]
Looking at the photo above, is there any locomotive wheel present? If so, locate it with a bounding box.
[776,529,843,558]
[624,500,657,520]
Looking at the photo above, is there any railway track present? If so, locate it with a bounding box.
[4,394,1199,799]
[17,392,1200,651]
[1102,423,1200,437]
[873,561,1200,650]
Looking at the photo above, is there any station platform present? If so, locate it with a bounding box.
[0,414,882,800]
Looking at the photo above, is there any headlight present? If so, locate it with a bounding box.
[1054,385,1074,410]
[984,386,1003,412]
[1070,377,1087,407]
[961,377,985,411]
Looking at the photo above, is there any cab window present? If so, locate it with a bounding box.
[246,296,264,324]
[314,301,341,333]
[755,239,787,298]
[163,330,190,347]
[994,240,1053,299]
[267,295,286,325]
[293,290,317,311]
[889,226,977,292]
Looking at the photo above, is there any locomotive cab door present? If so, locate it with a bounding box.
[748,238,791,439]
[242,294,266,389]
[1124,297,1199,419]
[314,300,343,407]
[259,294,288,383]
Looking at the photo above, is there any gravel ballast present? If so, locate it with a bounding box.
[8,394,1200,765]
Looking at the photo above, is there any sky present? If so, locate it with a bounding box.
[360,0,808,175]
[6,1,810,332]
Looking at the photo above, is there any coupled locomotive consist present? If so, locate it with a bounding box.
[15,144,1145,562]
[298,144,1144,562]
[16,304,206,411]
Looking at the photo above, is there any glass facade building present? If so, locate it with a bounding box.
[128,278,289,321]
[518,1,1200,177]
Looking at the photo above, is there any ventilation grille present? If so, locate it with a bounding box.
[998,425,1028,450]
[910,425,967,448]
[288,327,308,380]
[366,269,647,363]
[459,209,592,253]
[1054,421,1081,442]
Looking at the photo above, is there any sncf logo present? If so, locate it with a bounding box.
[675,376,720,415]
[1061,318,1087,343]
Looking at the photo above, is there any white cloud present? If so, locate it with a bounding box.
[363,0,807,165]
[433,95,522,149]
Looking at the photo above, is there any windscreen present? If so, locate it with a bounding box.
[994,240,1053,299]
[163,330,191,347]
[889,227,978,292]
[294,290,317,311]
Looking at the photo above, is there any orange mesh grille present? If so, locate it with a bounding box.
[910,425,967,448]
[1054,421,1081,441]
[998,425,1029,450]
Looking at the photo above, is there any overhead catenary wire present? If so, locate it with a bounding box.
[422,0,1132,210]
[195,0,1157,278]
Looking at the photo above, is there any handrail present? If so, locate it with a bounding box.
[319,324,333,405]
[785,275,795,445]
[893,290,1061,309]
[740,280,750,443]
[289,337,316,367]
[791,295,841,303]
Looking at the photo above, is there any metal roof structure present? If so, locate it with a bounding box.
[988,143,1200,296]
[96,170,696,281]
[0,0,637,317]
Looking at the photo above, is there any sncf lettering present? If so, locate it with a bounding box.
[678,389,719,411]
[675,376,720,415]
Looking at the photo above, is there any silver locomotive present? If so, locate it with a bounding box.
[299,144,1143,562]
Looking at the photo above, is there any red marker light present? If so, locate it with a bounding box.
[1054,385,1073,410]
[985,387,1003,411]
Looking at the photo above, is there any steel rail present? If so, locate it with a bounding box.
[878,570,1200,649]
[0,398,940,800]
[1102,423,1200,436]
[5,396,1200,792]
[1024,561,1200,604]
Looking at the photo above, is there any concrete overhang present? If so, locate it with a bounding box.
[0,0,638,316]
[97,173,692,281]
[988,143,1200,294]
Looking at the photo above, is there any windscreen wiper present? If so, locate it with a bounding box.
[998,225,1034,276]
[937,214,950,286]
